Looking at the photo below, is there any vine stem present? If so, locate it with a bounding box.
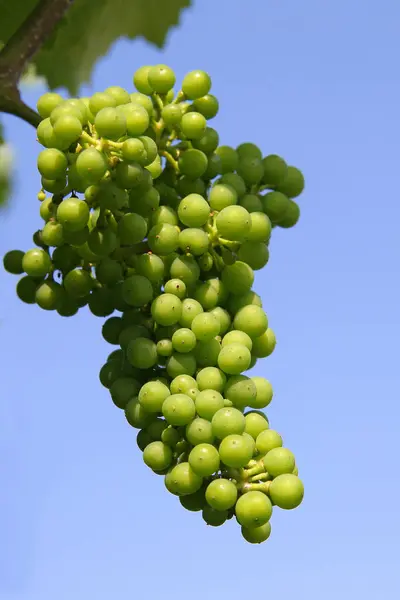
[0,0,75,127]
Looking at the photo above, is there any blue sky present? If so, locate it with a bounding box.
[1,0,400,598]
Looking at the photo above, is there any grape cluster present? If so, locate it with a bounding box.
[3,65,305,544]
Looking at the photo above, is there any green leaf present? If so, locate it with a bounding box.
[0,0,190,95]
[0,120,13,208]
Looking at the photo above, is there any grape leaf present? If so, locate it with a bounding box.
[0,121,13,208]
[0,0,190,95]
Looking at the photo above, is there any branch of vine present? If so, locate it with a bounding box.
[0,0,75,128]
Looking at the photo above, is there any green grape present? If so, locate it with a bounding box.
[157,182,180,208]
[104,86,131,105]
[39,197,55,221]
[150,206,178,228]
[224,375,257,409]
[261,191,290,222]
[147,418,168,440]
[41,177,67,193]
[244,411,269,440]
[115,161,144,189]
[154,324,179,341]
[53,115,82,147]
[209,307,231,334]
[22,248,51,278]
[94,107,126,140]
[239,194,263,213]
[203,153,222,180]
[216,205,251,241]
[99,359,122,388]
[236,142,262,160]
[50,103,83,126]
[218,343,251,375]
[164,278,186,299]
[16,276,38,303]
[221,262,254,296]
[122,104,150,136]
[196,367,226,392]
[182,70,211,99]
[110,377,141,409]
[130,92,154,116]
[95,258,123,285]
[37,148,68,180]
[88,287,115,317]
[3,250,24,274]
[170,256,200,287]
[136,253,165,283]
[178,228,209,256]
[222,330,252,351]
[35,281,63,310]
[195,389,224,420]
[133,66,153,94]
[262,447,295,477]
[127,337,158,369]
[211,407,245,439]
[278,199,300,228]
[251,328,276,358]
[186,418,214,445]
[247,212,272,242]
[237,156,264,185]
[256,429,282,455]
[261,154,287,186]
[192,94,219,119]
[248,377,273,409]
[145,154,162,179]
[177,174,207,197]
[121,138,146,164]
[138,381,170,413]
[166,352,197,378]
[202,505,228,527]
[235,491,272,528]
[179,487,207,512]
[136,429,152,451]
[268,474,304,509]
[276,166,305,198]
[122,274,153,307]
[102,316,123,344]
[119,324,150,348]
[89,92,117,115]
[233,305,268,338]
[143,441,173,471]
[194,338,221,367]
[188,443,220,476]
[125,397,153,427]
[178,149,208,179]
[161,104,182,127]
[178,194,210,227]
[118,212,147,245]
[130,187,160,217]
[206,480,238,515]
[139,136,158,163]
[219,434,253,468]
[162,393,196,426]
[219,173,246,197]
[165,462,203,496]
[180,112,207,140]
[191,312,220,342]
[52,245,80,272]
[151,293,182,326]
[170,374,197,395]
[147,223,179,255]
[215,146,239,173]
[194,278,227,310]
[147,64,176,93]
[208,183,237,211]
[227,290,262,314]
[157,339,173,357]
[241,522,272,544]
[76,148,108,184]
[56,198,89,232]
[172,328,197,353]
[37,92,64,118]
[37,118,63,149]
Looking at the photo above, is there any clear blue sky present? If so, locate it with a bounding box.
[1,0,399,598]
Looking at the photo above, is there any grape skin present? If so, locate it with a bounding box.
[4,63,306,546]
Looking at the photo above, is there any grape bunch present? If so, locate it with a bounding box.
[3,65,305,544]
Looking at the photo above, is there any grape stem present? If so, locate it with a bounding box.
[0,0,75,127]
[161,150,179,172]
